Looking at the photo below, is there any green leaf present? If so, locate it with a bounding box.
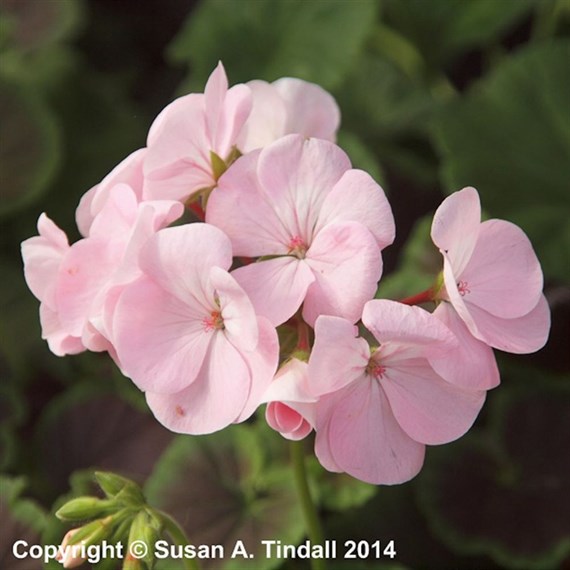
[417,380,570,569]
[169,0,378,90]
[0,78,61,217]
[433,40,570,281]
[145,425,305,570]
[336,130,385,185]
[383,0,539,68]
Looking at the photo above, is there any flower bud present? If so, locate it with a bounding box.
[94,471,146,506]
[55,529,87,569]
[56,497,117,521]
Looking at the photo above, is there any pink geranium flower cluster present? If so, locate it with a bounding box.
[22,64,550,485]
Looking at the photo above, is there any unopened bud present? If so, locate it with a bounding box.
[94,471,146,506]
[67,515,113,547]
[55,529,87,569]
[56,497,117,521]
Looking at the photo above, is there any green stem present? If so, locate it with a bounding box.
[290,440,326,570]
[157,511,200,570]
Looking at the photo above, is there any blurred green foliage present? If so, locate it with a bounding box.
[1,0,569,569]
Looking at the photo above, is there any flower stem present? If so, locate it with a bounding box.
[290,440,326,570]
[399,288,434,306]
[157,510,200,570]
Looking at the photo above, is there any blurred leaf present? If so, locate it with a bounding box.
[433,40,570,281]
[0,0,83,53]
[383,0,538,68]
[0,378,26,470]
[376,215,439,301]
[418,381,570,569]
[336,55,437,138]
[35,387,173,499]
[337,130,385,185]
[308,458,376,512]
[0,79,61,217]
[145,425,304,570]
[169,0,378,90]
[0,476,48,570]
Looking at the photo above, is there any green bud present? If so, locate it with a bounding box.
[128,511,156,566]
[66,515,113,547]
[95,472,133,498]
[56,497,117,521]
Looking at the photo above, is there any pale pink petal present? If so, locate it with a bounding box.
[206,150,291,256]
[232,256,315,327]
[459,219,543,319]
[56,238,121,337]
[113,277,212,393]
[308,315,369,397]
[21,213,69,308]
[139,224,232,309]
[317,169,395,249]
[213,83,252,158]
[203,61,228,145]
[381,359,486,445]
[326,380,425,485]
[234,317,279,423]
[76,149,146,236]
[362,300,457,359]
[40,304,84,356]
[262,359,315,406]
[146,333,250,435]
[431,187,481,275]
[431,302,500,390]
[314,391,345,474]
[266,402,313,441]
[256,135,351,241]
[304,221,382,327]
[463,294,551,354]
[143,93,212,201]
[209,266,258,351]
[274,77,340,142]
[89,184,139,243]
[237,80,287,152]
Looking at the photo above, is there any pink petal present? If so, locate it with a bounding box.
[113,277,212,393]
[317,169,395,249]
[326,380,425,484]
[56,238,120,337]
[21,213,69,308]
[462,294,551,354]
[234,316,279,423]
[460,219,543,319]
[232,256,315,327]
[139,224,232,309]
[308,315,369,397]
[431,302,500,390]
[362,300,457,359]
[146,332,250,435]
[256,135,351,241]
[314,392,345,474]
[213,83,252,158]
[381,359,486,445]
[209,266,258,352]
[274,77,340,141]
[304,221,382,327]
[237,80,287,152]
[266,402,313,441]
[40,304,85,356]
[206,150,291,256]
[143,93,212,201]
[431,187,481,276]
[204,61,228,145]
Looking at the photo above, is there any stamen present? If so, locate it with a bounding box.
[287,235,308,259]
[457,280,471,296]
[366,358,386,380]
[203,310,224,332]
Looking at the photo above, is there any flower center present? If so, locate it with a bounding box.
[203,310,224,332]
[366,357,386,380]
[287,235,308,259]
[457,280,471,296]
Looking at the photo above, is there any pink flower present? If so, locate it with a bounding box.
[308,300,486,485]
[143,62,252,202]
[55,184,183,352]
[21,214,85,356]
[112,223,278,435]
[431,187,550,353]
[206,134,395,327]
[75,148,146,237]
[262,358,316,441]
[237,78,340,152]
